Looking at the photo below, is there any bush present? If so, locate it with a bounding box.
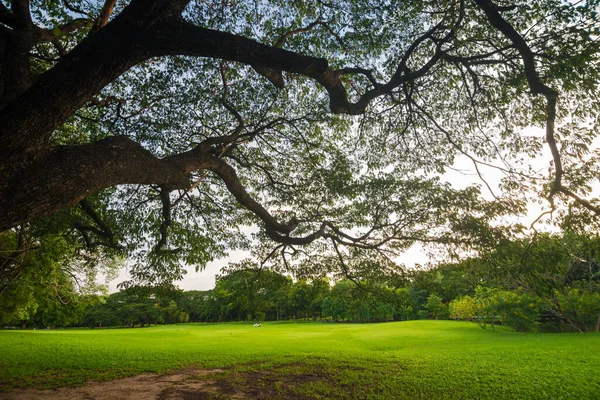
[424,294,449,320]
[449,296,476,321]
[475,287,540,332]
[554,283,600,332]
[495,291,540,332]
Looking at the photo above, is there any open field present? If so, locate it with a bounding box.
[1,320,599,399]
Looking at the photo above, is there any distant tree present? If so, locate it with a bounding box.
[82,298,112,328]
[373,301,395,323]
[160,300,189,324]
[325,280,358,321]
[449,296,477,321]
[322,295,348,322]
[474,286,501,330]
[211,263,294,322]
[475,287,540,332]
[494,291,540,333]
[177,290,211,322]
[424,294,449,320]
[307,278,330,320]
[273,278,293,321]
[553,283,600,333]
[289,280,313,320]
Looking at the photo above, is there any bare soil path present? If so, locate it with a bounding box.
[0,369,223,400]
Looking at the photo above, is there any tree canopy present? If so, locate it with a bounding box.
[1,0,600,287]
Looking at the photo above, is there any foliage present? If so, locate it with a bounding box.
[553,283,600,333]
[475,287,541,332]
[3,0,600,290]
[321,279,397,322]
[0,228,120,328]
[449,296,477,321]
[6,231,600,334]
[424,293,449,320]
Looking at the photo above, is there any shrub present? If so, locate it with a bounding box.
[449,296,476,321]
[475,287,540,332]
[554,283,600,332]
[424,294,449,320]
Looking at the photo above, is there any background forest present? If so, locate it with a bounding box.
[4,232,598,334]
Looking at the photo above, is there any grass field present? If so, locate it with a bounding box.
[1,320,599,399]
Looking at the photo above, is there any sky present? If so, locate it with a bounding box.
[109,249,248,292]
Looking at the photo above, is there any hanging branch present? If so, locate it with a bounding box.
[474,0,600,216]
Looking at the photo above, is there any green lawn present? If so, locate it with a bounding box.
[1,320,599,399]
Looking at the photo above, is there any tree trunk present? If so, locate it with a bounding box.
[0,136,203,231]
[0,0,328,233]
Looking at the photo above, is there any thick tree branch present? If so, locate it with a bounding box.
[0,12,328,161]
[252,19,339,88]
[0,133,302,239]
[154,19,328,74]
[204,156,299,235]
[0,0,454,162]
[10,0,33,29]
[0,136,197,230]
[1,0,36,107]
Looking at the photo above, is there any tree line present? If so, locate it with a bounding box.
[2,232,598,333]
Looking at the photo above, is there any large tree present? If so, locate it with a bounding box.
[1,0,599,285]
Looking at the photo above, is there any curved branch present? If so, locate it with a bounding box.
[474,0,599,216]
[204,156,298,235]
[0,136,197,230]
[77,198,120,249]
[473,0,560,191]
[308,5,464,115]
[0,13,328,160]
[63,0,92,18]
[473,0,557,98]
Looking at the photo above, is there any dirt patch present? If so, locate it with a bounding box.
[0,363,347,399]
[0,369,222,400]
[215,364,334,399]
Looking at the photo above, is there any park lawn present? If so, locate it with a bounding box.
[0,320,599,399]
